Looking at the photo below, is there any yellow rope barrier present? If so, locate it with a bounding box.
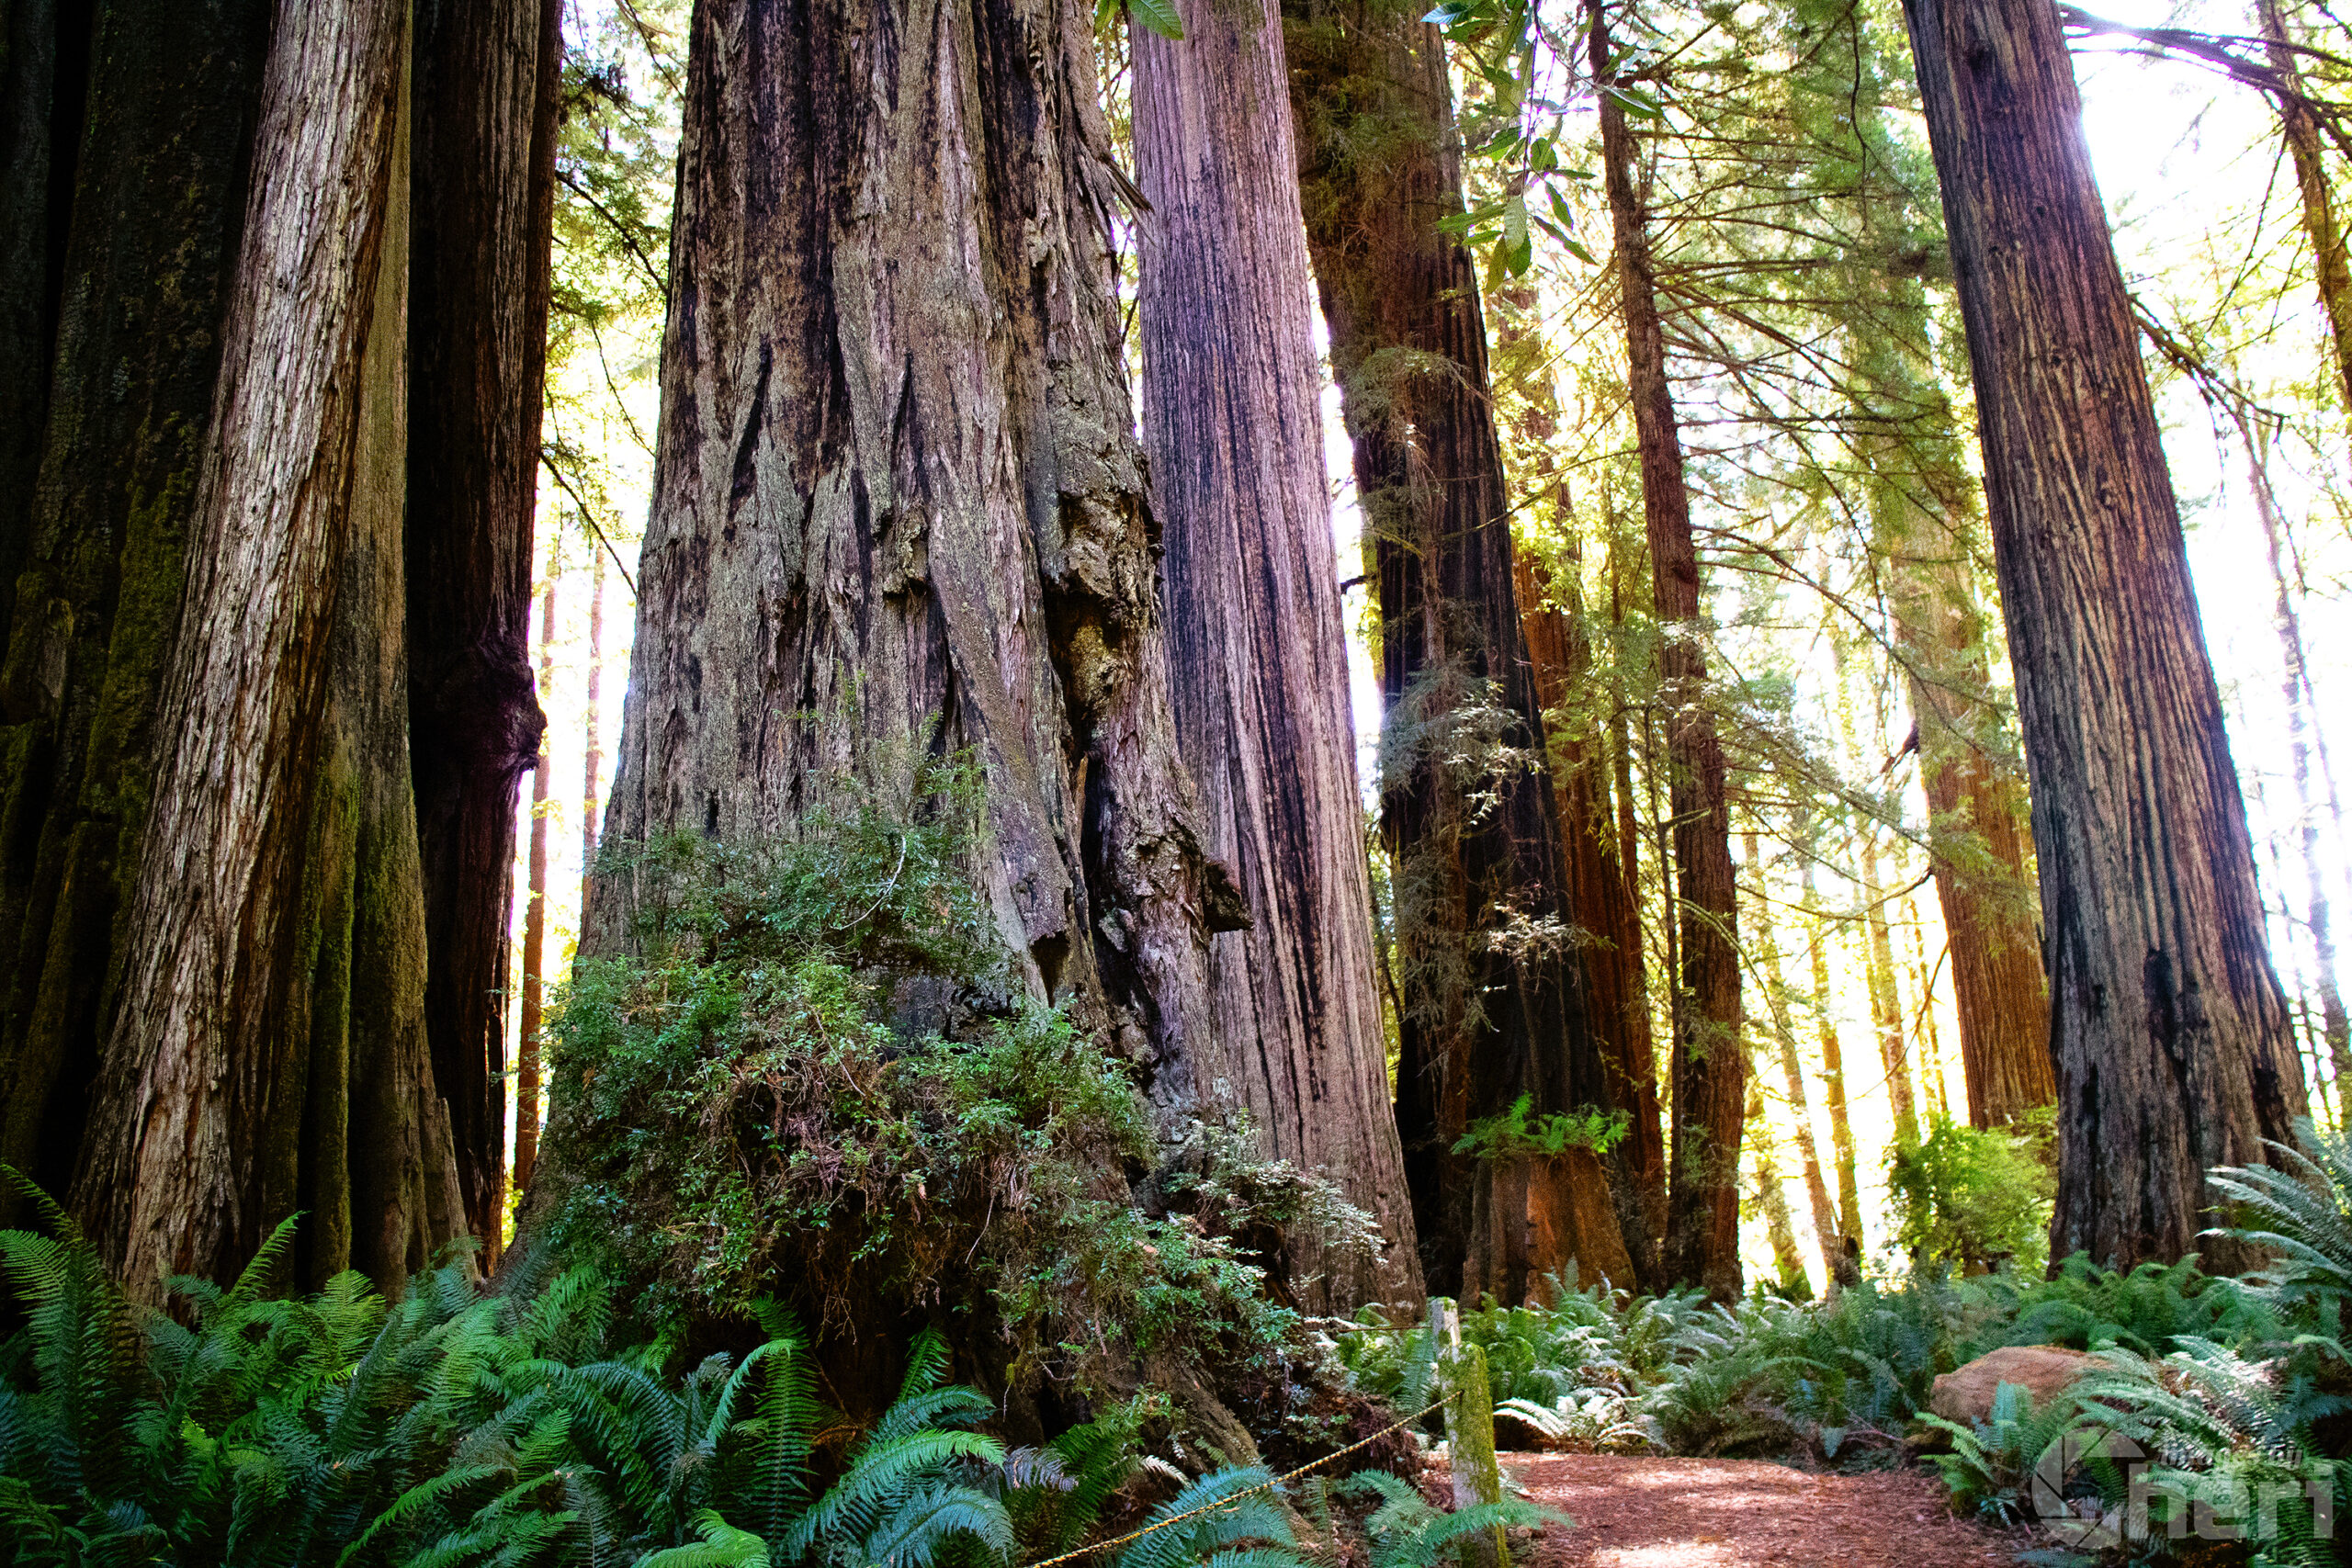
[1023,1396,1450,1568]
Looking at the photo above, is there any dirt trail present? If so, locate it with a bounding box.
[1506,1452,2030,1567]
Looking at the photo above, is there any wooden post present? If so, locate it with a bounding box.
[1434,1299,1509,1568]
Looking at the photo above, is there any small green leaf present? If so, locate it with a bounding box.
[1530,136,1557,172]
[1128,0,1184,40]
[1500,190,1532,278]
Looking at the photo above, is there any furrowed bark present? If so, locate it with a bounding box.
[1287,0,1634,1304]
[0,0,80,633]
[1516,550,1667,1289]
[1592,0,1743,1298]
[1897,0,2306,1269]
[408,0,560,1257]
[69,0,457,1297]
[1130,0,1422,1313]
[582,0,1227,1165]
[0,0,272,1224]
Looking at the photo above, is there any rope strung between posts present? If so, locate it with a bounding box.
[1023,1396,1451,1568]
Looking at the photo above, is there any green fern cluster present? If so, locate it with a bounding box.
[0,1195,1141,1568]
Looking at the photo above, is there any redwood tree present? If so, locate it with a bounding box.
[408,0,561,1256]
[1590,0,1745,1296]
[1288,0,1639,1303]
[1130,0,1422,1311]
[1898,0,2307,1269]
[582,0,1231,1143]
[0,0,557,1295]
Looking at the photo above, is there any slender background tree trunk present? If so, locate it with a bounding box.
[514,567,556,1199]
[1898,0,2307,1269]
[1289,0,1636,1303]
[407,0,560,1258]
[1593,0,1744,1297]
[1130,0,1421,1312]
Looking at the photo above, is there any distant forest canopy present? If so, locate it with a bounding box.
[0,0,2346,1337]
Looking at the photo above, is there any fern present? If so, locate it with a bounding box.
[1114,1466,1303,1568]
[1336,1470,1563,1568]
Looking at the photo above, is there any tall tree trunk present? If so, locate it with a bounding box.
[1748,1080,1805,1292]
[514,568,556,1199]
[2234,406,2352,1111]
[1906,909,1952,1122]
[580,0,1233,1274]
[71,1,473,1297]
[1287,0,1634,1304]
[0,0,273,1225]
[1592,0,1744,1297]
[1860,838,1922,1150]
[1130,0,1421,1312]
[0,0,83,633]
[1516,551,1667,1288]
[2256,0,2352,417]
[582,545,605,894]
[1744,833,1841,1278]
[1897,0,2307,1269]
[1799,845,1865,1247]
[407,0,560,1260]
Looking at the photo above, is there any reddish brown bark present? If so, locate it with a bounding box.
[407,0,560,1258]
[1131,0,1421,1311]
[1898,0,2307,1269]
[1288,0,1636,1304]
[1516,551,1668,1286]
[0,0,274,1225]
[71,0,460,1296]
[580,0,1230,1163]
[1592,0,1744,1297]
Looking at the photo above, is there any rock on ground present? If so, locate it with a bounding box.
[1927,1345,2097,1424]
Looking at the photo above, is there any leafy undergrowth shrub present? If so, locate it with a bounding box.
[1888,1111,2057,1276]
[538,750,1383,1448]
[0,1193,1157,1567]
[0,1198,1501,1567]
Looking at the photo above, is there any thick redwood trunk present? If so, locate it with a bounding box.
[1288,0,1634,1304]
[408,0,560,1258]
[1130,0,1421,1312]
[1516,552,1667,1287]
[1898,0,2306,1269]
[1592,0,1744,1297]
[0,0,273,1226]
[69,0,472,1297]
[582,0,1227,1158]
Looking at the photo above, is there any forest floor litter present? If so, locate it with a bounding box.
[1503,1451,2031,1567]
